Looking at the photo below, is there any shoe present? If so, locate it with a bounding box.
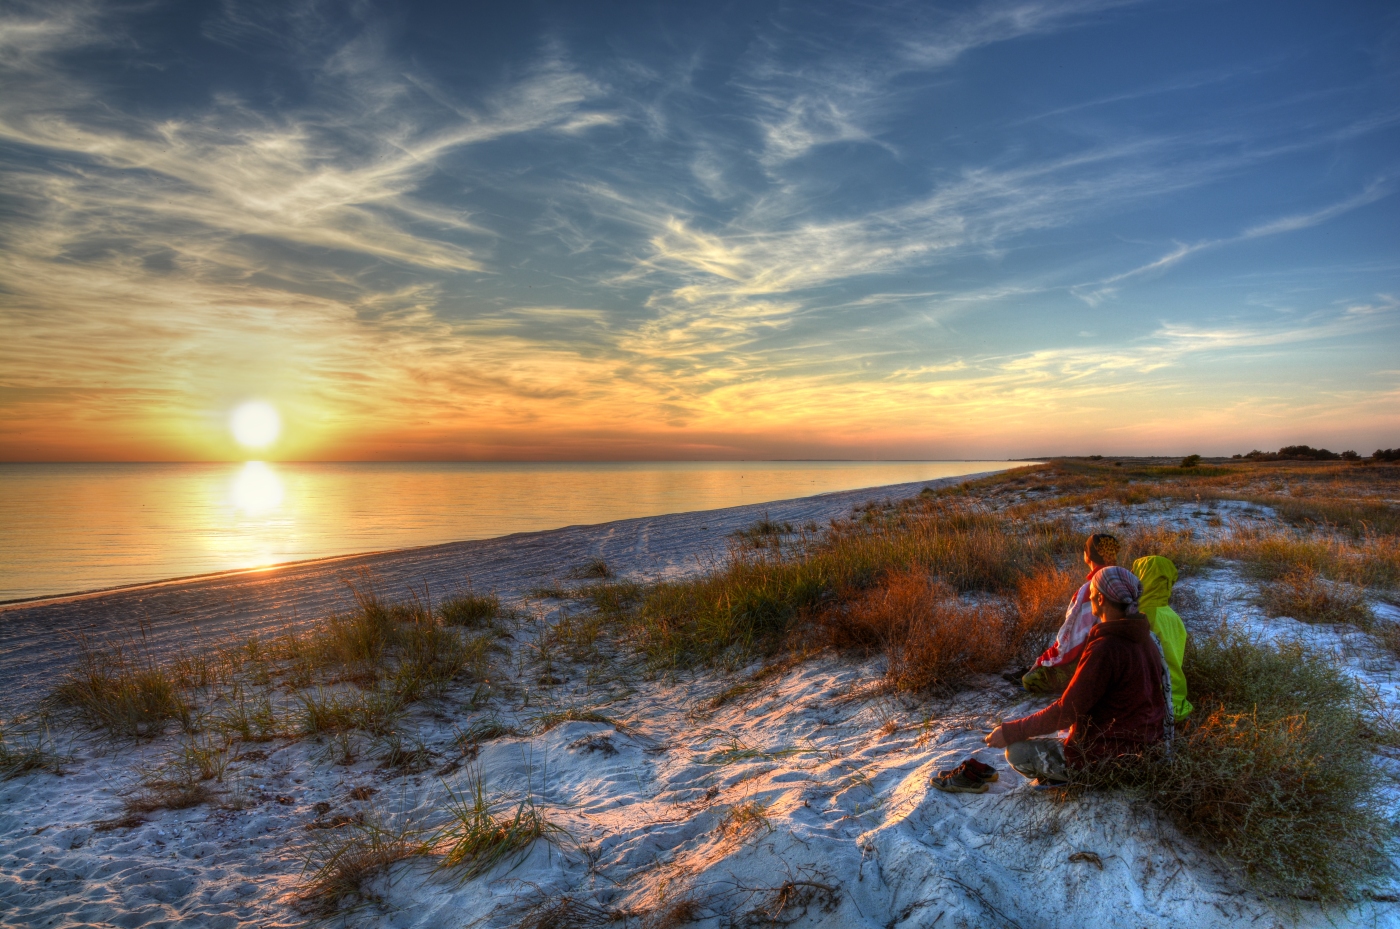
[936,758,999,784]
[932,770,989,794]
[1031,777,1069,791]
[1001,667,1032,684]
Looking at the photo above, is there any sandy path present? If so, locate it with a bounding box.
[0,473,1002,712]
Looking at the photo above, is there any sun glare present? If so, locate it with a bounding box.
[230,401,281,449]
[231,461,284,515]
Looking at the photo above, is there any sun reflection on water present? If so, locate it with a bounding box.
[231,461,284,515]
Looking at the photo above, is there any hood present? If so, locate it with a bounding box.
[1088,616,1152,644]
[1133,555,1177,614]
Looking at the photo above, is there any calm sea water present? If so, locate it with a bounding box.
[0,461,1011,602]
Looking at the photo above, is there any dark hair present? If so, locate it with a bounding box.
[1085,533,1120,566]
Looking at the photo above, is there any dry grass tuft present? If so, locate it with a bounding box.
[123,776,213,813]
[439,591,509,627]
[567,559,614,580]
[644,897,707,929]
[530,707,624,734]
[0,721,67,779]
[300,816,428,915]
[734,880,840,926]
[434,773,570,879]
[1259,566,1374,626]
[516,895,641,929]
[49,638,193,738]
[718,801,773,842]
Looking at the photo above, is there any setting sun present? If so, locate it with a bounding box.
[229,402,281,450]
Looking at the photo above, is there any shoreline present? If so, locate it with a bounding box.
[0,470,1010,711]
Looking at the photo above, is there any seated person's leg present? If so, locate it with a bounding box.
[1004,738,1068,783]
[1020,660,1075,694]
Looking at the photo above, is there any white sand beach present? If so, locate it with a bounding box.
[2,470,1398,929]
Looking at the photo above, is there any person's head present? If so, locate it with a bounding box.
[1089,565,1142,622]
[1083,533,1120,572]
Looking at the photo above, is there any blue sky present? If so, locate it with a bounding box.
[0,0,1397,460]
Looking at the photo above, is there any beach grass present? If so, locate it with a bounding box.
[300,815,429,915]
[49,637,194,739]
[1080,621,1392,901]
[434,773,570,879]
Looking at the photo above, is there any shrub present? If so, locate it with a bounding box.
[1258,565,1374,627]
[824,571,1011,694]
[1010,565,1080,665]
[1180,454,1203,468]
[1083,623,1391,901]
[625,503,1078,666]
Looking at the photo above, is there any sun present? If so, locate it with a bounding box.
[230,401,281,449]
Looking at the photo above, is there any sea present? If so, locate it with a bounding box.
[0,460,1012,602]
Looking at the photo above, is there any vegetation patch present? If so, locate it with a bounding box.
[1259,565,1374,626]
[300,816,428,916]
[49,637,193,738]
[530,707,625,734]
[1080,622,1393,901]
[0,721,68,779]
[438,591,509,627]
[434,773,570,879]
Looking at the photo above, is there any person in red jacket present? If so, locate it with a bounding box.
[984,565,1170,786]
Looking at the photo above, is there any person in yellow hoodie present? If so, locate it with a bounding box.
[1132,555,1193,721]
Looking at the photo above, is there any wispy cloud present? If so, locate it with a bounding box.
[1072,178,1395,305]
[0,0,1396,459]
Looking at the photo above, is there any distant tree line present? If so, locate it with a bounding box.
[1230,445,1399,462]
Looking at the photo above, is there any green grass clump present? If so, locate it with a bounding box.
[298,687,403,736]
[434,774,570,879]
[49,639,193,738]
[439,592,507,627]
[1085,622,1392,901]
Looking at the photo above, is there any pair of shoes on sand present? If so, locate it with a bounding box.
[931,758,999,794]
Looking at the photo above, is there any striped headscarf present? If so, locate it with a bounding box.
[1091,565,1143,615]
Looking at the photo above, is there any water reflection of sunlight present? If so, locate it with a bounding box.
[231,461,284,515]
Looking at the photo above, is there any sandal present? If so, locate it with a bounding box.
[935,758,999,784]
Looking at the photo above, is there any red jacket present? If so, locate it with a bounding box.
[1002,615,1168,767]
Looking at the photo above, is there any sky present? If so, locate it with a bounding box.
[0,0,1397,462]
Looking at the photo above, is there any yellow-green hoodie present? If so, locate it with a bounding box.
[1133,555,1193,720]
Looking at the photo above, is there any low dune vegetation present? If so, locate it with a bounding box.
[27,456,1400,912]
[578,457,1400,900]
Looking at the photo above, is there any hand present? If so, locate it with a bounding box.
[984,726,1008,749]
